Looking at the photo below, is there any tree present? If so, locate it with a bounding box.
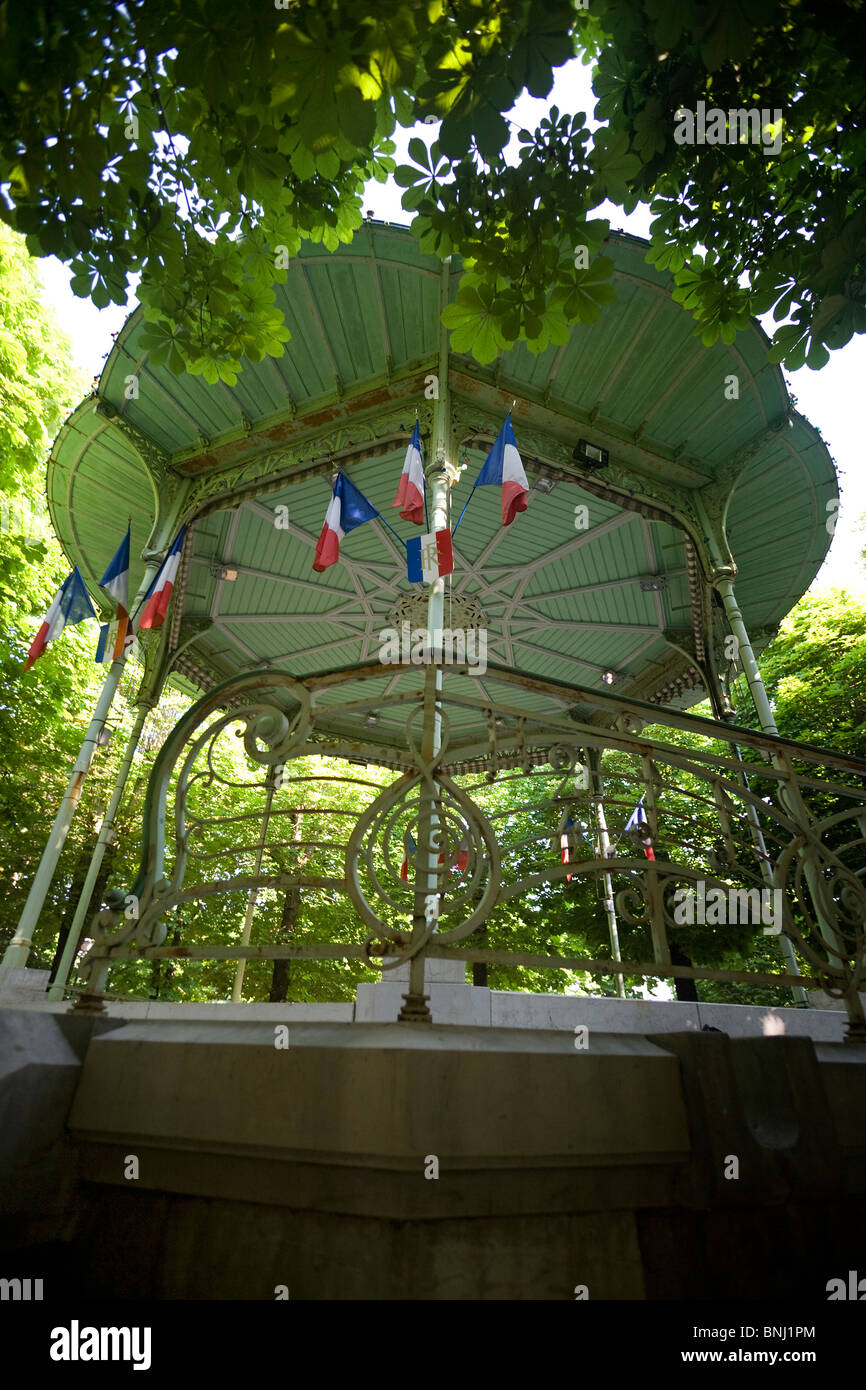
[0,223,86,620]
[4,2,860,381]
[757,588,866,755]
[0,222,108,969]
[594,0,866,369]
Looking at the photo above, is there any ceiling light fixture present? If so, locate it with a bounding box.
[573,440,610,470]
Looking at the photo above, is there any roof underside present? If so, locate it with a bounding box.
[46,224,837,732]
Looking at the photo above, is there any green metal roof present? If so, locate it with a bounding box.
[46,223,837,727]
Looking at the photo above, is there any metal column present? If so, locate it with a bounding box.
[232,769,277,1002]
[400,257,453,1022]
[46,698,154,1001]
[587,750,626,997]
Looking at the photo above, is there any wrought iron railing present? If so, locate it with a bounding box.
[73,663,866,1040]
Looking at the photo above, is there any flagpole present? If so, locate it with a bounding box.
[587,751,626,999]
[2,554,163,973]
[45,697,153,1001]
[2,653,130,970]
[451,486,476,537]
[401,256,454,1020]
[418,408,430,533]
[371,507,407,550]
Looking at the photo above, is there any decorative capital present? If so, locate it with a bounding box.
[95,399,175,486]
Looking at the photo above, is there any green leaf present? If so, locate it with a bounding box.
[562,256,616,324]
[440,285,506,364]
[407,137,430,169]
[591,130,641,203]
[471,105,510,162]
[394,163,424,188]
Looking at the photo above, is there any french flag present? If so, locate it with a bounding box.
[560,815,574,883]
[625,799,656,860]
[473,413,528,527]
[95,620,124,665]
[407,528,454,583]
[98,527,132,660]
[451,837,469,873]
[392,422,426,524]
[400,831,416,882]
[137,527,186,631]
[313,472,378,572]
[24,567,96,670]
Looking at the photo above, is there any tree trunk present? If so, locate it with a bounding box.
[269,884,300,1002]
[670,944,699,1002]
[472,924,488,986]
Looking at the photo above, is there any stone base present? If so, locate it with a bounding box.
[356,953,489,1023]
[3,1011,866,1298]
[0,966,52,1002]
[356,980,492,1024]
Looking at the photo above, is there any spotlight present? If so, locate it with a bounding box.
[601,671,616,686]
[573,440,609,470]
[639,575,666,592]
[533,476,557,495]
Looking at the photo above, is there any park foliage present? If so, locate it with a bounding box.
[1,1,863,378]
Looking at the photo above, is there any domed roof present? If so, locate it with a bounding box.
[46,222,836,731]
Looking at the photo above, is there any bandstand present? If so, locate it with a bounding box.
[4,223,866,1302]
[14,220,861,1027]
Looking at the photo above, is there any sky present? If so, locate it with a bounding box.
[34,57,865,595]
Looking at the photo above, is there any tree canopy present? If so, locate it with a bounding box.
[1,1,862,381]
[757,587,866,755]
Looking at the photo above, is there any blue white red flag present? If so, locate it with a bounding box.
[401,830,467,880]
[24,567,96,670]
[625,799,655,860]
[314,472,378,572]
[392,422,426,525]
[452,837,469,873]
[473,414,528,527]
[137,527,186,631]
[560,814,574,882]
[407,528,454,583]
[98,527,132,659]
[400,831,417,882]
[95,621,125,665]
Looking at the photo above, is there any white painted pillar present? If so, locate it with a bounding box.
[46,698,153,1000]
[3,656,130,969]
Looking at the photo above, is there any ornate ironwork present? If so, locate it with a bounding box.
[73,663,866,1041]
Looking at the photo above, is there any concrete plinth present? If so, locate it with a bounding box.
[0,967,51,1001]
[1,1007,865,1299]
[355,954,490,1024]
